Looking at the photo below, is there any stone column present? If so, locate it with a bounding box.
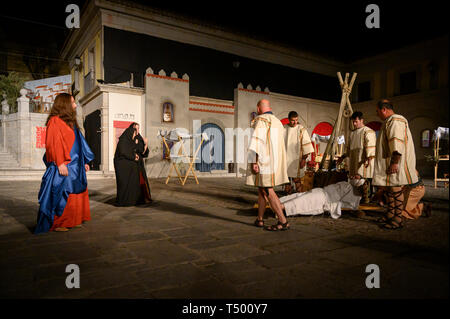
[17,89,32,168]
[386,70,395,97]
[1,94,9,152]
[100,92,109,173]
[373,72,382,100]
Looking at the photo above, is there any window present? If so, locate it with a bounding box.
[428,61,439,90]
[88,46,95,76]
[357,81,371,102]
[162,102,174,123]
[399,71,417,95]
[421,129,431,148]
[84,46,96,94]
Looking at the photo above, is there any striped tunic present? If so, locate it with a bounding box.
[345,125,376,178]
[373,114,418,186]
[284,124,314,178]
[246,113,289,187]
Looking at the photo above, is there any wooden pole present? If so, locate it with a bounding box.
[320,91,346,169]
[348,73,357,91]
[320,72,357,170]
[337,72,344,87]
[435,135,440,188]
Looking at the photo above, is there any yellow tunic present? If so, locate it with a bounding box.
[345,126,376,178]
[373,114,419,186]
[246,113,289,187]
[284,124,315,178]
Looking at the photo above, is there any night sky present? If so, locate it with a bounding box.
[1,0,448,63]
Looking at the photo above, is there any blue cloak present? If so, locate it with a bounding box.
[35,128,94,234]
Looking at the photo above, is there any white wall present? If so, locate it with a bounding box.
[30,114,48,169]
[3,114,19,160]
[233,86,339,176]
[144,70,190,178]
[1,112,47,169]
[108,92,143,171]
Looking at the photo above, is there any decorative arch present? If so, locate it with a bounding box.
[312,121,333,137]
[309,121,334,166]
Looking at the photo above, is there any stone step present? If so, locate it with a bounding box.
[195,171,236,178]
[0,158,18,163]
[210,169,229,174]
[0,164,20,168]
[0,160,20,168]
[0,169,115,180]
[0,152,18,160]
[0,150,22,169]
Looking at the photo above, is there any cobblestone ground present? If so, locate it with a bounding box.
[0,177,448,299]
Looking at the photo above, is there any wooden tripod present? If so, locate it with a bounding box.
[319,72,357,170]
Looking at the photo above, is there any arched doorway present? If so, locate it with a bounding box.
[195,123,225,172]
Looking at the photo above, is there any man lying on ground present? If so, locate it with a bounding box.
[279,178,363,219]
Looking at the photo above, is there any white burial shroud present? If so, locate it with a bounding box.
[279,181,361,219]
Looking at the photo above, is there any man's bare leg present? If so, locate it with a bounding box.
[254,188,267,227]
[266,188,289,230]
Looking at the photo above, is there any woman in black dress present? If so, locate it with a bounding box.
[114,123,152,206]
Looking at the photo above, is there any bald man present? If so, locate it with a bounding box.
[246,99,290,231]
[373,99,419,230]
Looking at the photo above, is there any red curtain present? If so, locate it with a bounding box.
[309,122,333,166]
[366,121,382,131]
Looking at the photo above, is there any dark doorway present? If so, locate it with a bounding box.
[83,110,101,170]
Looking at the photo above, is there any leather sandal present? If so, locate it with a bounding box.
[377,211,394,223]
[254,218,264,228]
[381,216,404,230]
[264,220,289,231]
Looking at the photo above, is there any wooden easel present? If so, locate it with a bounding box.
[319,72,357,170]
[162,133,206,185]
[433,130,449,188]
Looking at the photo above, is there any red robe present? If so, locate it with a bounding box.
[45,116,91,230]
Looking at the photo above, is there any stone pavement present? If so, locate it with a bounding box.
[0,177,448,299]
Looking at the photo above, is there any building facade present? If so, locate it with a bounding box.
[1,0,447,179]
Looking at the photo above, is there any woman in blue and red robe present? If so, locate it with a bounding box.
[35,93,94,234]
